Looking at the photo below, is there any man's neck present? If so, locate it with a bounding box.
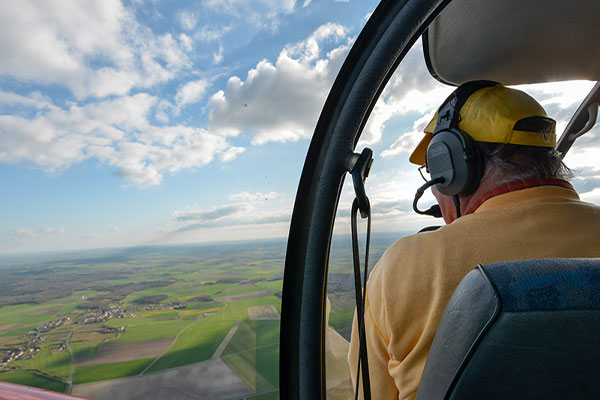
[461,177,574,216]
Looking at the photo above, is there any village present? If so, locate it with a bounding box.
[0,299,195,368]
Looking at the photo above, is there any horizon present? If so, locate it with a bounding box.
[0,229,412,259]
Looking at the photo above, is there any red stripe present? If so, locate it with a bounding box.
[464,178,574,215]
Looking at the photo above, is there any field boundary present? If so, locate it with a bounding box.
[138,320,198,375]
[212,320,241,359]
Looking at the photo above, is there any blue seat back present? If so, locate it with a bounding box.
[416,258,600,400]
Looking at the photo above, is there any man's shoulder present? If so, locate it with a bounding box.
[370,228,450,280]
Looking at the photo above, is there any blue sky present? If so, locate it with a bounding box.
[1,0,599,254]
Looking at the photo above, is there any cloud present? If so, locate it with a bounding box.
[179,33,193,52]
[10,227,65,236]
[175,79,210,109]
[178,11,197,30]
[11,229,37,237]
[0,0,192,99]
[173,204,244,223]
[381,111,435,159]
[228,191,280,201]
[208,23,350,144]
[195,25,232,42]
[363,40,453,147]
[0,90,52,110]
[213,45,224,64]
[0,92,244,187]
[202,0,296,27]
[170,191,290,234]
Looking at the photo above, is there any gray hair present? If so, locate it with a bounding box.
[477,142,573,183]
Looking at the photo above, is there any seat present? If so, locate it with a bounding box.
[416,258,600,400]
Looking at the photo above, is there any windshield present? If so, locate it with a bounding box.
[1,1,599,399]
[0,1,381,398]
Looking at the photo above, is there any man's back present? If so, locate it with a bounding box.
[349,186,600,399]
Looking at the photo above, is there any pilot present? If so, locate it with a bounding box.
[348,81,600,399]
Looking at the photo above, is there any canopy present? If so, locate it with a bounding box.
[424,0,600,85]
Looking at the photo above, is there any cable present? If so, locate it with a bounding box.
[453,194,461,218]
[413,178,445,217]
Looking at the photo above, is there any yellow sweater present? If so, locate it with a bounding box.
[349,186,600,399]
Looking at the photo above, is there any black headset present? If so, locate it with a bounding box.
[426,80,499,197]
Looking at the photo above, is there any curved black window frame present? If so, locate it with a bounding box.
[279,0,452,398]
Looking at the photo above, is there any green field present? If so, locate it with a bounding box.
[0,304,58,325]
[222,320,280,393]
[70,341,100,359]
[105,319,191,343]
[254,280,283,294]
[73,358,154,384]
[329,308,354,332]
[0,326,34,337]
[0,237,400,396]
[144,320,235,373]
[209,296,281,321]
[12,347,72,380]
[0,371,67,393]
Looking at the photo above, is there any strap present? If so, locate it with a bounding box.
[434,80,499,134]
[351,198,372,400]
[348,148,374,400]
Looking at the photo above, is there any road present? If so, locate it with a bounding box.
[66,332,74,393]
[212,320,241,359]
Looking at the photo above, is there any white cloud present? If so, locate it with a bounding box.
[155,100,175,123]
[219,146,246,162]
[199,0,295,33]
[381,111,435,158]
[178,11,197,30]
[40,227,66,234]
[580,187,600,204]
[228,191,280,202]
[168,191,291,240]
[195,25,232,42]
[179,33,193,52]
[203,0,296,19]
[10,227,65,236]
[11,228,36,237]
[175,80,210,109]
[208,23,350,144]
[0,0,192,99]
[0,90,52,110]
[364,40,452,147]
[0,92,244,187]
[213,45,224,64]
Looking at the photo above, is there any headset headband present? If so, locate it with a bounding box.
[434,80,499,135]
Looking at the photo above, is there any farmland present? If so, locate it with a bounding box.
[0,233,402,398]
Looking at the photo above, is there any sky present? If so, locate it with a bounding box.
[1,0,599,254]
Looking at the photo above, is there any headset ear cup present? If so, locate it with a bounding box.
[426,129,481,196]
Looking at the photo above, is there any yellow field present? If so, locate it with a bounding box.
[0,324,28,334]
[178,309,205,317]
[138,310,179,318]
[71,331,117,343]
